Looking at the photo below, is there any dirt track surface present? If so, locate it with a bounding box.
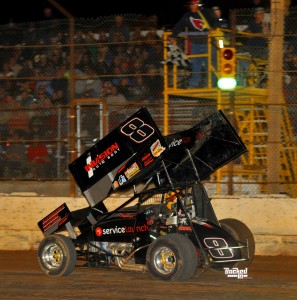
[0,251,297,300]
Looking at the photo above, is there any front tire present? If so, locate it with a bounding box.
[37,234,77,276]
[219,218,255,269]
[146,233,198,281]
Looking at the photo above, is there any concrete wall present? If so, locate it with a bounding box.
[0,193,296,256]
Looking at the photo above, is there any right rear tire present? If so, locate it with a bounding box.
[219,218,255,268]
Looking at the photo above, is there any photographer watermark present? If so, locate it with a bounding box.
[224,267,249,279]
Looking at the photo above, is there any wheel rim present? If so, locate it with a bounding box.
[153,246,176,275]
[41,243,64,270]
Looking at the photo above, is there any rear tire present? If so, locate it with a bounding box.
[146,233,198,281]
[219,218,255,268]
[37,234,77,276]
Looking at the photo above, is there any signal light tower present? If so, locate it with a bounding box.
[217,47,237,90]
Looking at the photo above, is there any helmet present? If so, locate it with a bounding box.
[188,0,203,6]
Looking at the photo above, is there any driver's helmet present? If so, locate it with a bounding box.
[165,190,183,211]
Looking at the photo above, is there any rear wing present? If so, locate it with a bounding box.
[69,108,247,207]
[69,107,167,207]
[162,110,247,183]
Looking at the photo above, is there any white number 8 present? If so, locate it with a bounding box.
[121,118,154,143]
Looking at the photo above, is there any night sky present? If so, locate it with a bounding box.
[1,0,297,27]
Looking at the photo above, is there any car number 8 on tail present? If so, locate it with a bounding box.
[204,237,234,259]
[121,118,154,143]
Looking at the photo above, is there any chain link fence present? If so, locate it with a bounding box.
[0,8,297,196]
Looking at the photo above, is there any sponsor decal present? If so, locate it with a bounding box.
[117,163,127,174]
[124,162,140,179]
[142,153,154,167]
[198,221,213,229]
[58,215,69,227]
[178,225,192,231]
[178,217,188,226]
[196,132,205,140]
[118,213,137,219]
[95,227,103,237]
[190,17,204,30]
[169,138,182,148]
[95,225,149,236]
[118,175,127,186]
[168,137,192,148]
[113,181,119,189]
[84,142,120,178]
[150,139,165,157]
[224,267,249,279]
[41,204,65,232]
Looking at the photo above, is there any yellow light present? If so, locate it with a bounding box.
[223,63,233,74]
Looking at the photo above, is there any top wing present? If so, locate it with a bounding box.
[68,107,167,206]
[162,110,247,183]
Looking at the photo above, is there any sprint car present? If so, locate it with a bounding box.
[37,107,255,281]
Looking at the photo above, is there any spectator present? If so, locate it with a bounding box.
[7,100,30,137]
[144,25,162,53]
[22,22,38,47]
[17,59,35,79]
[97,44,112,63]
[130,77,149,101]
[106,84,127,106]
[0,62,15,78]
[51,64,69,105]
[85,31,99,64]
[244,7,270,60]
[170,0,221,87]
[143,65,163,102]
[0,85,13,138]
[109,54,123,72]
[75,49,93,73]
[0,133,5,177]
[15,89,35,106]
[48,51,64,70]
[106,84,128,127]
[110,66,123,86]
[2,129,27,177]
[99,80,112,98]
[81,106,100,141]
[118,77,135,99]
[34,86,53,107]
[131,25,144,44]
[0,83,14,104]
[75,64,102,98]
[109,15,131,42]
[93,51,111,80]
[98,29,109,44]
[212,6,222,18]
[251,0,270,8]
[33,54,52,75]
[108,15,131,54]
[9,56,22,77]
[26,136,51,178]
[145,26,164,65]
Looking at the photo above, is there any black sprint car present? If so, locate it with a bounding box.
[37,107,255,281]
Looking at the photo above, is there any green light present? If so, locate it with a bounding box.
[218,78,237,90]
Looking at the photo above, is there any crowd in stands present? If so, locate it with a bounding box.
[0,14,165,178]
[1,7,297,178]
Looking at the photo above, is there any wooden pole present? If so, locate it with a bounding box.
[47,0,77,197]
[267,0,285,193]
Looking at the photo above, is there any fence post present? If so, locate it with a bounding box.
[267,0,285,194]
